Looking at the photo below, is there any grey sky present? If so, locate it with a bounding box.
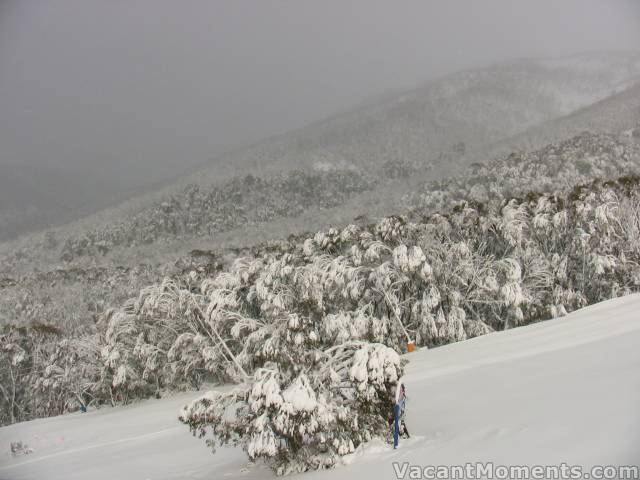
[1,0,639,188]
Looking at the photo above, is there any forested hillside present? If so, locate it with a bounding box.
[2,131,640,456]
[3,0,640,473]
[1,131,638,339]
[2,293,638,479]
[2,51,640,475]
[3,53,639,245]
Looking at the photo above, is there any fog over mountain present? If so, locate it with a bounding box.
[4,4,640,474]
[1,1,640,239]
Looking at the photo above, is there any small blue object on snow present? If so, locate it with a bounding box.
[393,403,400,449]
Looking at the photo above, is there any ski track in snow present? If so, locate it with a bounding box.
[1,294,639,479]
[0,426,181,470]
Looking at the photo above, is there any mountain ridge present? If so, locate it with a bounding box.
[2,51,640,243]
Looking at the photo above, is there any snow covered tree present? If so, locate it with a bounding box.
[180,341,403,475]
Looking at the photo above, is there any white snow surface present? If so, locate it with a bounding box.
[1,294,639,479]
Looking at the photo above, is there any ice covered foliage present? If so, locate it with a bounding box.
[4,145,640,427]
[392,245,426,272]
[180,342,402,475]
[52,169,376,261]
[404,132,640,215]
[34,177,640,422]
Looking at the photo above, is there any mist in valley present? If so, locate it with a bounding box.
[3,4,640,477]
[1,0,639,239]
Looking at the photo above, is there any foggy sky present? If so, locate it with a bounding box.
[1,0,639,189]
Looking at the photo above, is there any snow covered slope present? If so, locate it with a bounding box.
[1,294,639,479]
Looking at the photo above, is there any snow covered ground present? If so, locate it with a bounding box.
[1,294,639,479]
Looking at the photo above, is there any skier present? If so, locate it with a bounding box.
[392,382,409,448]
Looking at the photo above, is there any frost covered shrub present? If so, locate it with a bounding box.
[35,175,640,425]
[404,132,640,215]
[180,341,402,475]
[0,323,65,425]
[4,141,640,427]
[55,168,377,261]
